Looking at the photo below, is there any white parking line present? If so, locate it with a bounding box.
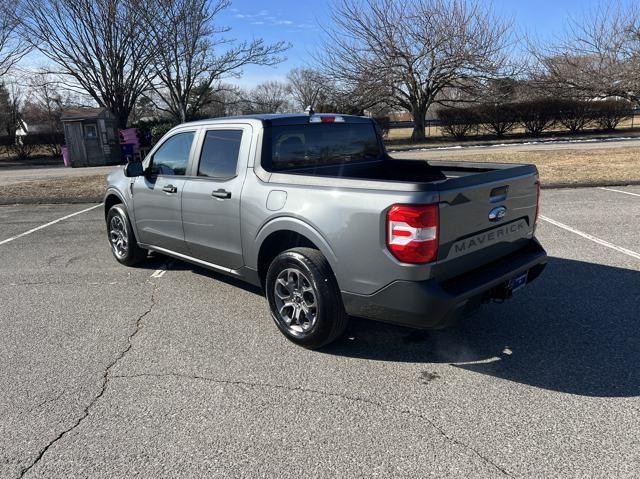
[150,269,167,278]
[540,215,640,261]
[0,204,102,246]
[599,187,640,198]
[150,259,174,278]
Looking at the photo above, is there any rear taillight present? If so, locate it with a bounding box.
[387,204,438,264]
[534,180,541,225]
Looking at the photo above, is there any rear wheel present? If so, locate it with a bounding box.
[106,204,147,266]
[266,247,348,349]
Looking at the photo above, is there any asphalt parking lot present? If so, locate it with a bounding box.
[0,186,639,478]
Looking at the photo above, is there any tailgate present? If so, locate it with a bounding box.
[435,166,539,279]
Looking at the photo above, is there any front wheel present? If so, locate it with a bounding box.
[106,204,147,266]
[266,247,348,349]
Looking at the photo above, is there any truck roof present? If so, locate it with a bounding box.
[180,113,373,128]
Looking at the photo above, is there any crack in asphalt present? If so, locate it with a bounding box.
[113,371,513,478]
[16,282,159,479]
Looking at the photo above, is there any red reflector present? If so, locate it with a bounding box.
[321,116,335,123]
[391,229,412,237]
[387,204,438,264]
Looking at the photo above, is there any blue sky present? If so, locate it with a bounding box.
[16,0,635,89]
[224,0,634,87]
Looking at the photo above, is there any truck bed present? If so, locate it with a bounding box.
[260,157,537,192]
[258,156,540,277]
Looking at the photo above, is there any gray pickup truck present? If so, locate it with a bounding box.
[104,113,547,348]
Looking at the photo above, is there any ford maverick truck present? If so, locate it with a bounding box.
[104,114,547,349]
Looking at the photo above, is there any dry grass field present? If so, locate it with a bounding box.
[385,118,640,186]
[0,174,107,205]
[393,145,640,187]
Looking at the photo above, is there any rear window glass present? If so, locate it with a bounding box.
[262,122,382,171]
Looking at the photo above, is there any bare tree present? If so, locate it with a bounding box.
[200,84,245,117]
[286,67,379,114]
[0,82,12,135]
[318,0,514,141]
[25,73,64,131]
[17,0,157,128]
[286,68,328,111]
[533,3,640,105]
[244,81,291,114]
[22,72,70,154]
[147,0,288,123]
[0,81,22,137]
[0,0,30,77]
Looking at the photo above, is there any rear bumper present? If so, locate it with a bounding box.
[341,239,547,329]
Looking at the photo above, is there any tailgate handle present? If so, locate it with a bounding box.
[490,186,509,203]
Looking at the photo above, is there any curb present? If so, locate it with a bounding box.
[0,196,103,206]
[541,180,640,190]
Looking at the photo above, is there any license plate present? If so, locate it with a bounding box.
[508,271,528,293]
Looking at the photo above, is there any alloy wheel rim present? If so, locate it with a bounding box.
[273,268,318,336]
[109,214,128,258]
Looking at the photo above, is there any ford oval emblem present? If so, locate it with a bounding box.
[489,206,507,222]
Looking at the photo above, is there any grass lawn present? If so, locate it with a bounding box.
[0,174,107,205]
[393,145,640,187]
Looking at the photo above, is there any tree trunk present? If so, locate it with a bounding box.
[115,108,130,129]
[411,106,427,142]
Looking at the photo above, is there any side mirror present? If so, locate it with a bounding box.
[124,160,144,177]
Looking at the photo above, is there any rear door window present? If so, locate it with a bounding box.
[198,130,243,179]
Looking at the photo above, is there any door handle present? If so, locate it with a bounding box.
[162,184,178,194]
[212,189,232,199]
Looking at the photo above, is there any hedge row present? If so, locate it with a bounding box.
[0,132,66,160]
[0,132,65,147]
[437,99,635,139]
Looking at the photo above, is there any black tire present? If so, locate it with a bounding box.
[265,247,348,349]
[106,204,147,266]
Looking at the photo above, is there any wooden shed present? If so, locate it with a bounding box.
[61,108,122,167]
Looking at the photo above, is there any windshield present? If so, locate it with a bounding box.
[262,122,383,171]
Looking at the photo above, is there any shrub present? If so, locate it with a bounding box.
[150,123,176,145]
[556,100,594,133]
[591,99,633,131]
[21,132,65,146]
[23,132,65,156]
[476,103,519,137]
[130,119,180,146]
[517,99,561,136]
[0,132,64,158]
[9,139,36,161]
[437,107,480,139]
